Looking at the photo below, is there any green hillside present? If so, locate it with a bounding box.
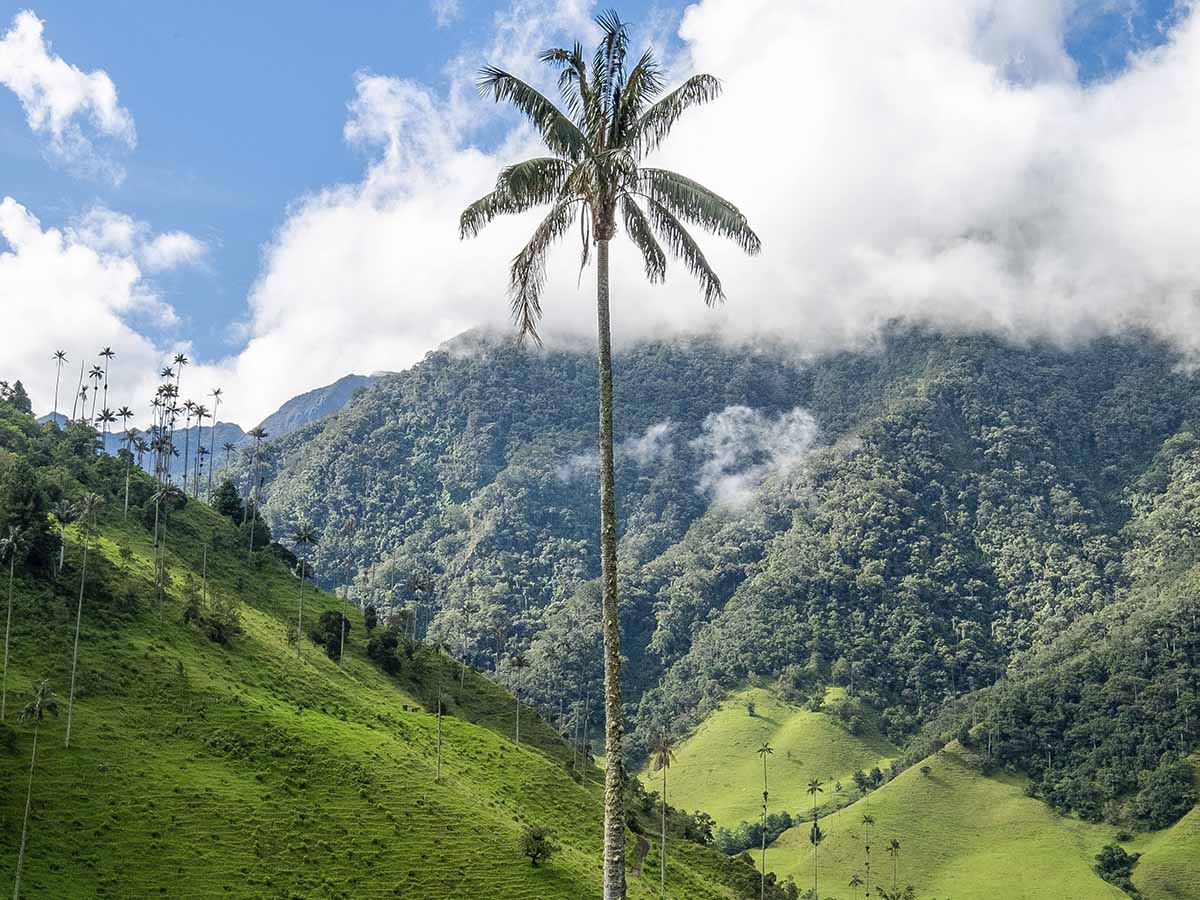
[641,686,896,827]
[768,745,1200,900]
[0,413,771,899]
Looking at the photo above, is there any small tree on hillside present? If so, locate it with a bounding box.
[518,825,558,867]
[14,679,58,900]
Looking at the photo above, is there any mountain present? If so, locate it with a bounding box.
[232,328,1200,830]
[0,398,780,899]
[256,372,388,440]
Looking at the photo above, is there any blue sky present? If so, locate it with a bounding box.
[0,0,669,359]
[1,0,1196,425]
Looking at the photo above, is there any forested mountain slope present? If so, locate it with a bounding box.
[0,401,778,900]
[239,331,1199,741]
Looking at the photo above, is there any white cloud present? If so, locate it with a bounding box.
[556,420,677,481]
[0,10,135,182]
[13,0,1200,430]
[202,0,1200,427]
[141,231,207,272]
[431,0,462,29]
[690,406,819,508]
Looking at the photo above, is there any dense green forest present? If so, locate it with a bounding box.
[235,329,1200,834]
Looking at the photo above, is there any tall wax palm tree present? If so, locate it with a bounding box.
[291,523,318,655]
[191,404,208,494]
[135,436,149,468]
[195,446,209,497]
[13,679,58,900]
[461,16,760,897]
[651,732,677,900]
[65,492,103,748]
[120,422,137,520]
[1,526,26,720]
[51,500,75,578]
[222,440,236,468]
[887,838,901,892]
[862,813,876,898]
[207,388,223,499]
[510,652,529,744]
[77,385,88,423]
[51,350,67,423]
[87,366,103,425]
[246,427,269,556]
[151,484,184,620]
[97,407,116,444]
[849,873,865,900]
[181,400,195,488]
[70,357,85,421]
[98,346,115,416]
[807,778,825,898]
[756,741,773,900]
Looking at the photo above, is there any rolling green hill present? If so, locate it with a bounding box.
[640,686,896,827]
[0,411,773,899]
[766,744,1199,900]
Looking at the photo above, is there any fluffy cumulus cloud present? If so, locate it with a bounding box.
[431,0,462,29]
[210,0,1200,426]
[0,9,135,182]
[691,406,819,507]
[0,198,211,422]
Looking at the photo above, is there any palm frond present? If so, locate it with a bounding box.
[477,67,586,160]
[632,73,722,156]
[541,43,591,121]
[613,48,664,141]
[642,196,724,305]
[509,199,582,344]
[639,168,761,254]
[620,195,666,284]
[460,157,573,240]
[593,9,630,124]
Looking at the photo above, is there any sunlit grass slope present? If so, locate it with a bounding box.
[770,744,1197,900]
[642,686,897,826]
[0,499,748,900]
[1130,755,1200,900]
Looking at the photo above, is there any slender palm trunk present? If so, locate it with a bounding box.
[337,589,348,667]
[296,564,305,655]
[201,545,209,603]
[57,524,65,577]
[182,421,192,492]
[660,767,668,900]
[71,360,84,421]
[206,407,218,500]
[123,455,132,521]
[436,679,443,782]
[13,722,39,900]
[1,555,13,720]
[515,687,520,745]
[52,362,62,423]
[65,524,91,748]
[761,754,768,900]
[595,239,627,900]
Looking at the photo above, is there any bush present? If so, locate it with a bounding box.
[309,610,352,660]
[182,575,242,645]
[1094,844,1141,895]
[517,825,558,867]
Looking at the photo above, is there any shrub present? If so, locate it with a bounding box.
[517,825,558,867]
[309,610,352,660]
[1094,844,1141,895]
[1131,756,1197,830]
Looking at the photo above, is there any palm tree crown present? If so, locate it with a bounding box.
[20,679,58,723]
[652,732,676,772]
[461,8,760,341]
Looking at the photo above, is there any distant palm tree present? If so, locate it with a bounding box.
[0,525,26,720]
[849,873,865,900]
[651,732,677,900]
[97,407,116,444]
[172,353,189,398]
[290,523,318,655]
[461,15,760,897]
[207,388,223,499]
[65,492,103,748]
[181,400,195,488]
[756,741,773,900]
[51,350,67,423]
[151,483,184,618]
[70,357,85,421]
[807,777,825,897]
[246,427,269,556]
[87,365,103,424]
[98,347,115,416]
[13,679,58,900]
[191,404,208,495]
[222,440,236,468]
[51,499,75,577]
[120,424,138,520]
[887,838,901,892]
[510,652,529,744]
[862,813,876,898]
